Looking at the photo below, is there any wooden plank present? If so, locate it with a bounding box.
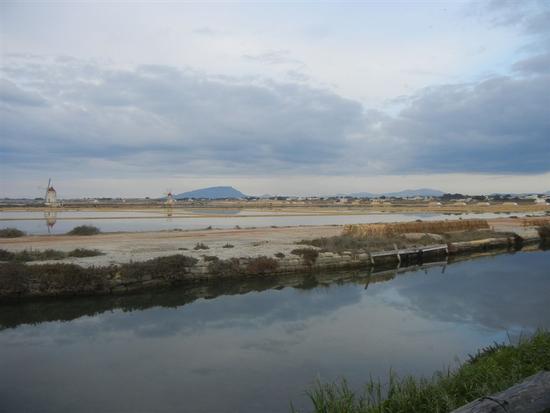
[451,371,550,413]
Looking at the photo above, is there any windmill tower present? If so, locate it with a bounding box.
[44,178,59,207]
[165,190,176,207]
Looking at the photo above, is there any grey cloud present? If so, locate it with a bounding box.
[386,74,550,173]
[242,50,302,65]
[0,79,47,106]
[513,52,550,74]
[1,53,549,178]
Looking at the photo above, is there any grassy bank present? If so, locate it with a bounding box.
[297,330,550,413]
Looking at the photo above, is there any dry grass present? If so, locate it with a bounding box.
[343,219,489,238]
[523,218,550,227]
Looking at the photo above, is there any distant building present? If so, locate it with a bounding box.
[44,179,60,207]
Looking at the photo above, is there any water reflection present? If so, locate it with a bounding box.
[0,251,549,413]
[43,210,57,233]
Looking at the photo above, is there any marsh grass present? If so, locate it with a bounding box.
[296,235,433,254]
[297,330,550,413]
[344,220,489,238]
[0,248,103,262]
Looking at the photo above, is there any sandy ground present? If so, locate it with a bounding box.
[1,217,547,267]
[0,225,342,267]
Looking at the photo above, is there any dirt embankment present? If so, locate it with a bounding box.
[0,217,548,299]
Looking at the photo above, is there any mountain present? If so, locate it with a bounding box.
[174,186,247,199]
[384,188,445,197]
[346,192,376,198]
[345,188,444,198]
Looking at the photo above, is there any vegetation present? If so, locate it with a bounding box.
[275,252,285,259]
[297,234,433,254]
[0,254,199,296]
[0,228,25,238]
[291,248,319,266]
[442,229,517,243]
[537,224,550,240]
[222,243,234,248]
[194,242,209,250]
[67,225,100,235]
[343,219,489,238]
[207,256,279,277]
[297,330,550,413]
[0,248,103,262]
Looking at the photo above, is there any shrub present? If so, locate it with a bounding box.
[291,248,319,266]
[274,252,285,259]
[202,255,219,262]
[0,248,103,262]
[0,228,25,238]
[208,257,242,277]
[222,243,234,248]
[0,249,15,261]
[194,242,209,250]
[537,224,550,240]
[67,225,100,236]
[67,249,104,258]
[120,255,198,281]
[246,256,278,275]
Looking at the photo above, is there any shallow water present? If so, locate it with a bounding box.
[0,209,540,235]
[1,250,549,413]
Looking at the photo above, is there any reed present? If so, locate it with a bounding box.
[343,219,489,238]
[297,330,550,413]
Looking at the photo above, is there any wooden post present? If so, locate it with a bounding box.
[451,371,550,413]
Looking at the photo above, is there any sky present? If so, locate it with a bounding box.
[1,0,549,198]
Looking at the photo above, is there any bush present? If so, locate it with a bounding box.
[246,256,278,275]
[0,249,15,261]
[208,257,242,277]
[222,243,234,248]
[120,255,198,281]
[194,242,209,250]
[67,249,104,258]
[537,224,550,240]
[67,225,100,236]
[291,248,319,266]
[0,228,25,238]
[0,248,103,262]
[274,252,285,259]
[202,255,219,262]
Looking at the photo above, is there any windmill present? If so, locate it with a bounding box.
[41,178,59,207]
[164,189,176,207]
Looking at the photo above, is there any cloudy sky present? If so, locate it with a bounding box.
[1,1,549,198]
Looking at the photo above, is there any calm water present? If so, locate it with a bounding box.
[0,210,541,235]
[0,251,549,413]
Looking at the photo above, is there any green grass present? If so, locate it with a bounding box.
[296,330,550,413]
[0,228,25,238]
[0,248,103,262]
[67,225,100,236]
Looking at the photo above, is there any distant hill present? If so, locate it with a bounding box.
[346,188,444,198]
[384,188,445,197]
[346,192,376,198]
[174,186,247,199]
